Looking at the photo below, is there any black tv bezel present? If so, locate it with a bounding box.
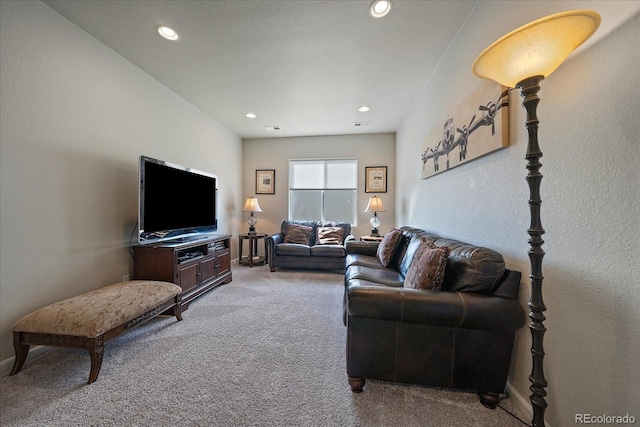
[138,155,218,245]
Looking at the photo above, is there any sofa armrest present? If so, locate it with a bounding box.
[344,234,357,245]
[456,292,526,332]
[266,233,283,245]
[266,233,283,256]
[347,284,525,333]
[346,240,379,256]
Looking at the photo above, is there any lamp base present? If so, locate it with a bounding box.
[370,228,380,237]
[247,212,258,234]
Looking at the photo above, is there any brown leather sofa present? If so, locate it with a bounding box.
[266,220,355,272]
[343,226,525,408]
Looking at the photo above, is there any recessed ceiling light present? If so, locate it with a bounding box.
[358,106,370,112]
[369,0,392,18]
[156,25,179,41]
[245,113,257,119]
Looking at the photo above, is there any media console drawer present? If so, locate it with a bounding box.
[133,234,232,309]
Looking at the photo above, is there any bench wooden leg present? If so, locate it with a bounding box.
[87,336,104,384]
[10,332,29,376]
[173,295,183,321]
[173,304,183,321]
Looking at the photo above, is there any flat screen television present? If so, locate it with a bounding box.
[138,155,218,245]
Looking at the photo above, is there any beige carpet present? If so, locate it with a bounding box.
[0,266,528,426]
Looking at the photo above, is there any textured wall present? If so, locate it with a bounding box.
[396,4,639,426]
[0,1,242,363]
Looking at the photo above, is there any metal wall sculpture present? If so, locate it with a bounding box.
[421,81,510,179]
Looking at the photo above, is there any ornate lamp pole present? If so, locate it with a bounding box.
[473,11,600,427]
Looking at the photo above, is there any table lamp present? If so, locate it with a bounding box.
[364,196,386,237]
[242,196,262,233]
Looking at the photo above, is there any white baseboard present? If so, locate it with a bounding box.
[506,381,552,427]
[0,345,51,376]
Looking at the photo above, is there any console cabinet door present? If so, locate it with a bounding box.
[200,256,218,284]
[217,250,231,276]
[178,263,198,292]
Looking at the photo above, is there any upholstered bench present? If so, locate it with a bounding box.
[10,280,182,384]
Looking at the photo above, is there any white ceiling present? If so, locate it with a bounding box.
[42,1,638,139]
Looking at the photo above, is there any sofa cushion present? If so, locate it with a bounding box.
[275,243,311,256]
[346,265,405,287]
[398,235,436,277]
[396,227,507,294]
[345,254,385,270]
[311,245,346,258]
[317,227,343,245]
[433,238,506,293]
[284,223,312,245]
[376,228,403,267]
[404,243,451,291]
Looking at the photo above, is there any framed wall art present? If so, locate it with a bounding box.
[256,169,275,194]
[365,166,387,193]
[421,80,510,179]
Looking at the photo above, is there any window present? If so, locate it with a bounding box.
[289,158,357,224]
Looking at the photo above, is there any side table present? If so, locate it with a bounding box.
[239,233,267,267]
[360,235,384,242]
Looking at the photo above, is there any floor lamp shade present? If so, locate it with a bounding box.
[472,10,600,87]
[472,10,600,427]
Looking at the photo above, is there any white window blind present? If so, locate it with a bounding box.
[289,158,357,224]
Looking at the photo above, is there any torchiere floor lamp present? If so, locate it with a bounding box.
[472,10,600,427]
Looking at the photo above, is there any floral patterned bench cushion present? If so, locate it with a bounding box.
[13,281,181,338]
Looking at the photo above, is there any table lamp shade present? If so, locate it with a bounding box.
[364,196,386,213]
[242,197,262,213]
[472,10,600,87]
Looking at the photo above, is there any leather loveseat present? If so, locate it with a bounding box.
[266,220,355,272]
[343,226,525,408]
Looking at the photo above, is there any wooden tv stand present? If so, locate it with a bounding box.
[133,234,232,310]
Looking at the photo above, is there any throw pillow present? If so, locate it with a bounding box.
[376,228,403,267]
[317,227,343,245]
[404,241,451,291]
[284,223,312,245]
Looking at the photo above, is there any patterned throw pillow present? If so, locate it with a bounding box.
[284,223,312,245]
[404,241,451,291]
[376,228,403,267]
[317,227,343,245]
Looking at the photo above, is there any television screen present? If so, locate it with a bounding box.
[139,156,217,244]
